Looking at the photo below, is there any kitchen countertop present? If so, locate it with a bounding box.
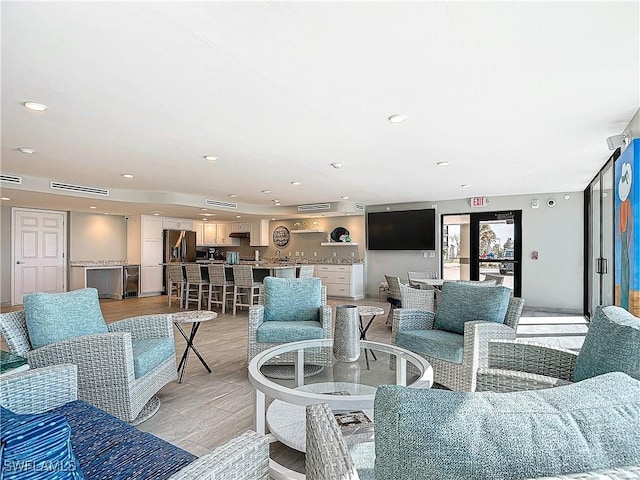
[70,261,132,267]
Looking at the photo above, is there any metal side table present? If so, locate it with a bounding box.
[172,310,217,383]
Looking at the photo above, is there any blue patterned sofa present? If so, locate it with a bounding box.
[0,365,270,480]
[306,372,640,480]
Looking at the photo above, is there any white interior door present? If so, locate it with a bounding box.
[12,208,67,305]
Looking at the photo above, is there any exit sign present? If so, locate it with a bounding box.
[470,197,487,207]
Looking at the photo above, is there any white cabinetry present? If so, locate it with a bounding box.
[216,224,239,246]
[315,264,364,300]
[231,222,251,233]
[250,220,270,247]
[140,215,164,295]
[195,222,219,246]
[162,218,194,231]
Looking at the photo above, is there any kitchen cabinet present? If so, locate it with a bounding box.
[195,222,219,246]
[315,264,364,300]
[162,218,194,231]
[231,222,251,233]
[249,220,270,247]
[216,223,239,246]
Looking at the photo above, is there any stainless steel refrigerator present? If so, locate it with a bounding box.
[162,229,196,293]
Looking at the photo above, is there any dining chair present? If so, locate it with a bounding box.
[207,264,234,314]
[232,265,261,315]
[184,264,209,310]
[407,271,438,289]
[384,275,403,326]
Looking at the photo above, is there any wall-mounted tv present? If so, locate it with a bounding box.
[367,209,436,250]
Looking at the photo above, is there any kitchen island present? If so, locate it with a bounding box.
[69,261,138,299]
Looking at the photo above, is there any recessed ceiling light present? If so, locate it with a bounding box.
[388,114,407,124]
[1,197,10,201]
[236,215,242,218]
[461,184,472,188]
[564,194,571,200]
[228,194,238,198]
[341,196,349,200]
[17,147,35,155]
[204,155,217,161]
[271,218,276,221]
[274,202,281,206]
[346,213,352,216]
[121,174,134,178]
[201,208,208,211]
[291,181,301,186]
[23,101,47,111]
[153,213,160,216]
[199,213,215,216]
[273,199,279,202]
[202,218,208,222]
[436,161,449,167]
[103,212,110,215]
[89,206,97,209]
[262,190,271,194]
[331,163,343,169]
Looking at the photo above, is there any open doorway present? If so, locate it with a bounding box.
[442,211,522,296]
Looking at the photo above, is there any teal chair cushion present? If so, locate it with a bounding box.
[395,329,464,363]
[573,305,640,382]
[131,338,175,379]
[349,441,375,480]
[256,321,324,343]
[24,288,108,349]
[433,282,510,335]
[263,277,322,322]
[374,372,640,480]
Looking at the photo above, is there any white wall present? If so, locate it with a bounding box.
[366,191,584,312]
[69,212,127,261]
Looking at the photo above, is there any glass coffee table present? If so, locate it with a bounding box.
[248,339,433,479]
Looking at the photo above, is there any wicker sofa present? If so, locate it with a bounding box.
[0,364,269,480]
[306,373,640,480]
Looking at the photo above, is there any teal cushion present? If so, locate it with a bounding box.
[263,277,322,322]
[374,372,640,480]
[24,288,108,349]
[131,338,175,379]
[573,305,640,382]
[349,442,375,480]
[433,282,510,335]
[0,405,85,480]
[395,329,464,363]
[256,321,324,343]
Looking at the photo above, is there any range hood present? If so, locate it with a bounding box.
[229,232,250,238]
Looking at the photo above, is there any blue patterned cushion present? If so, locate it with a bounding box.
[256,321,324,343]
[395,329,464,363]
[51,400,196,480]
[0,406,84,480]
[374,372,640,480]
[263,277,322,322]
[24,288,108,349]
[433,282,510,335]
[131,338,174,379]
[573,305,640,382]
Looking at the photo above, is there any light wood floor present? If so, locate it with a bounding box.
[1,294,587,474]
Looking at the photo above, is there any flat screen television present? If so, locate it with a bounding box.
[367,209,436,250]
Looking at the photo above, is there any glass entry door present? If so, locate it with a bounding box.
[470,211,522,297]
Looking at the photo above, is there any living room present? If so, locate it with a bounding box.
[1,2,639,479]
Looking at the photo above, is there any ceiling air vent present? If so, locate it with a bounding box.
[355,204,365,211]
[1,174,22,185]
[298,203,331,212]
[205,199,237,209]
[50,182,109,196]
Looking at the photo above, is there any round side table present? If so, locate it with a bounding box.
[172,310,217,383]
[357,306,384,369]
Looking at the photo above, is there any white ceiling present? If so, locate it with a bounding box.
[1,1,638,221]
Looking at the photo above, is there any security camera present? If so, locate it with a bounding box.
[547,199,556,208]
[606,133,630,151]
[125,216,129,220]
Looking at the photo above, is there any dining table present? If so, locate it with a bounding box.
[410,278,445,289]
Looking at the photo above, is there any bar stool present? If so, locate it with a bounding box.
[298,265,315,278]
[232,265,260,315]
[184,264,209,310]
[167,264,185,308]
[207,264,234,314]
[275,266,296,278]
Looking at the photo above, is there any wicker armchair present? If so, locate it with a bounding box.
[247,277,332,365]
[384,274,404,325]
[392,292,524,391]
[0,309,176,424]
[0,365,270,480]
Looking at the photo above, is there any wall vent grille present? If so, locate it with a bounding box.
[298,203,331,212]
[205,199,238,209]
[355,204,365,211]
[0,174,22,185]
[50,182,109,196]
